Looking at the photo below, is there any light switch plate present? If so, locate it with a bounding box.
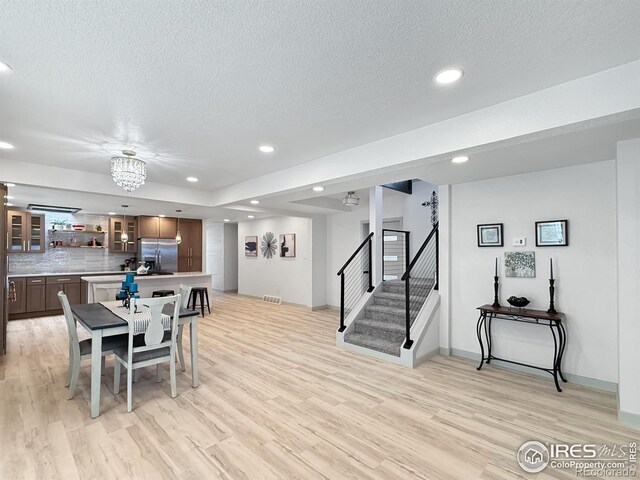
[513,237,526,246]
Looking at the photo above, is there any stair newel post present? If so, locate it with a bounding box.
[338,272,346,332]
[434,226,439,291]
[367,236,374,293]
[403,268,413,349]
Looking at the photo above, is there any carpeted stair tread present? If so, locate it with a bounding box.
[375,291,428,301]
[343,332,401,357]
[354,317,405,334]
[365,304,420,316]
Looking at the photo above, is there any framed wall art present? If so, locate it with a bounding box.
[504,251,535,278]
[279,233,296,258]
[477,223,503,247]
[536,220,568,247]
[244,235,258,257]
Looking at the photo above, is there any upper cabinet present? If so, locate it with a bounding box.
[7,210,45,253]
[138,216,177,239]
[109,217,138,253]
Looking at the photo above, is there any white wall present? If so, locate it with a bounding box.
[325,180,437,307]
[616,139,640,423]
[223,223,238,291]
[205,220,224,290]
[449,161,618,383]
[238,216,313,306]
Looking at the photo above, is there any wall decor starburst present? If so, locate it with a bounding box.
[260,232,277,258]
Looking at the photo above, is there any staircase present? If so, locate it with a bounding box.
[343,278,433,356]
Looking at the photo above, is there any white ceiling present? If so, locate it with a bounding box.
[2,0,640,192]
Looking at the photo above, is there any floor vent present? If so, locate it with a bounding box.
[261,295,282,305]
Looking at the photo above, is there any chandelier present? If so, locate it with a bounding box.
[111,150,146,192]
[342,191,360,207]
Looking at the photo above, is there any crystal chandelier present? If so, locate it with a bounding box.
[111,150,146,192]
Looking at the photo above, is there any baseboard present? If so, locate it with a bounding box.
[312,305,336,311]
[451,348,618,393]
[222,288,238,293]
[618,410,640,429]
[439,347,451,357]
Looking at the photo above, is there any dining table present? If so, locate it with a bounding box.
[70,302,200,418]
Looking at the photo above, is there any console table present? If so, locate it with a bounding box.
[476,304,567,392]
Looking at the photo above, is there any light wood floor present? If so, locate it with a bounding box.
[0,293,636,479]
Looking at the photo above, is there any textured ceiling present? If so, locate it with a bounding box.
[2,0,640,190]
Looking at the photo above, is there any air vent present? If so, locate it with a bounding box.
[261,295,282,305]
[27,204,82,214]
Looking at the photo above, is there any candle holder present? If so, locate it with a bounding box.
[547,278,557,314]
[492,275,500,308]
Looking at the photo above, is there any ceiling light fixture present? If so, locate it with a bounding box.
[248,215,255,219]
[250,200,260,205]
[223,219,230,222]
[0,60,11,73]
[158,214,166,218]
[5,195,13,200]
[0,141,15,149]
[313,186,325,192]
[120,205,129,243]
[6,183,16,187]
[434,68,464,84]
[108,211,116,215]
[451,155,469,164]
[175,210,182,245]
[259,145,275,153]
[186,177,198,182]
[342,191,360,207]
[111,150,146,193]
[5,203,13,207]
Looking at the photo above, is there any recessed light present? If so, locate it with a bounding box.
[223,218,230,222]
[5,203,13,207]
[0,141,15,149]
[247,215,255,219]
[0,61,11,73]
[108,211,117,215]
[250,200,260,205]
[158,214,166,217]
[6,183,16,187]
[259,145,275,153]
[5,195,14,200]
[313,186,325,192]
[434,68,464,84]
[186,177,199,182]
[451,155,469,164]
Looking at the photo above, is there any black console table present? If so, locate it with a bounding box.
[476,304,567,392]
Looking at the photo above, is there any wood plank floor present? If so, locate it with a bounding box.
[0,292,636,479]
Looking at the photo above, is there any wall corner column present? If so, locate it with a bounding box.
[437,184,452,354]
[369,186,383,285]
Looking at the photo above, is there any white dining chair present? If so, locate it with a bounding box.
[92,283,122,302]
[58,292,127,399]
[176,284,192,371]
[113,294,181,412]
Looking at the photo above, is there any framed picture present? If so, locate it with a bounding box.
[244,235,258,257]
[279,233,296,258]
[477,223,503,247]
[505,251,536,278]
[535,220,568,247]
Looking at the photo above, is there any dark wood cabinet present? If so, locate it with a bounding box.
[109,217,137,253]
[6,210,45,253]
[8,277,26,315]
[26,285,46,312]
[177,219,203,272]
[138,216,177,239]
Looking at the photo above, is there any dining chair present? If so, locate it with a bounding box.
[113,294,181,412]
[176,284,192,371]
[58,291,127,399]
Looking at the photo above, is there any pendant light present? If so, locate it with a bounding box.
[175,209,182,244]
[120,204,129,244]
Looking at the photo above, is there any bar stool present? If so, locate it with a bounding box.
[152,289,175,297]
[188,287,211,317]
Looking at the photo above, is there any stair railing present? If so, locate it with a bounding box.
[400,222,439,349]
[337,232,374,332]
[381,229,410,281]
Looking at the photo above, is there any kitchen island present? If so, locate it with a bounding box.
[82,272,213,303]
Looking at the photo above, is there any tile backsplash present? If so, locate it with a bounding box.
[8,212,132,274]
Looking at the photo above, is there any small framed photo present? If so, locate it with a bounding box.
[535,220,568,247]
[279,233,296,258]
[477,223,503,247]
[245,235,258,256]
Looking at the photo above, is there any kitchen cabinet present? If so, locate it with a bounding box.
[45,276,81,310]
[177,219,202,272]
[109,217,137,253]
[8,277,26,315]
[26,277,46,313]
[138,216,177,239]
[7,210,45,253]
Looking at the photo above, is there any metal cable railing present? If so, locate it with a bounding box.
[337,233,374,332]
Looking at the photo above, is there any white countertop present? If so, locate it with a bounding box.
[8,270,125,278]
[81,272,212,282]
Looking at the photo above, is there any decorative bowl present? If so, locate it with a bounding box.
[507,296,530,309]
[72,224,85,231]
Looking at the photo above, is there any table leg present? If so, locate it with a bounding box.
[549,324,562,392]
[476,312,486,371]
[557,321,568,383]
[486,314,493,364]
[90,330,103,418]
[190,317,199,388]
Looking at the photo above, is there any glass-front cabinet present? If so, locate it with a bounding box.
[7,210,45,253]
[109,217,137,253]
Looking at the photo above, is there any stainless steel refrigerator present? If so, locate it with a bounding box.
[139,238,178,272]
